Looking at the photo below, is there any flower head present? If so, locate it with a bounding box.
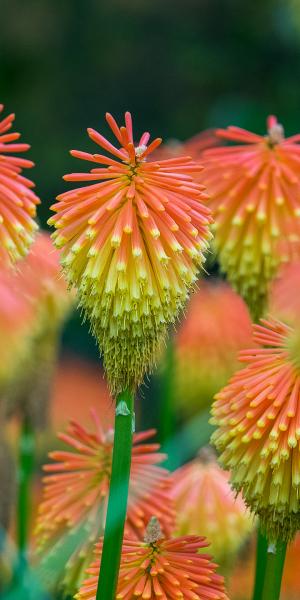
[49,112,212,394]
[201,116,300,318]
[173,280,253,414]
[36,413,175,593]
[152,130,221,161]
[171,447,252,562]
[0,104,39,265]
[211,317,300,541]
[76,517,228,600]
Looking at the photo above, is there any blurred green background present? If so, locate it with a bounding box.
[1,0,300,360]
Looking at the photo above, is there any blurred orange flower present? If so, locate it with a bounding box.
[76,518,228,600]
[0,267,34,388]
[270,261,300,324]
[5,232,73,428]
[153,129,221,161]
[0,104,39,265]
[171,447,252,562]
[173,280,253,413]
[49,112,212,394]
[18,231,72,327]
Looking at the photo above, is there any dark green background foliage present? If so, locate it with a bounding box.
[1,0,300,358]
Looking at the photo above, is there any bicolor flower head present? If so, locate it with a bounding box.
[36,413,175,593]
[152,130,221,162]
[173,280,253,414]
[171,447,252,562]
[18,231,72,327]
[0,104,39,265]
[76,517,228,600]
[201,116,300,318]
[212,317,300,541]
[49,112,212,394]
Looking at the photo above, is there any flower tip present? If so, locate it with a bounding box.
[144,516,163,544]
[87,127,96,138]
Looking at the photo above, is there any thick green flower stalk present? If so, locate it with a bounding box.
[212,317,300,543]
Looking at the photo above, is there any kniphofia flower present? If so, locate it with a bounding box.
[201,116,300,318]
[36,414,175,593]
[171,447,252,562]
[49,112,212,394]
[173,280,253,414]
[211,317,300,541]
[76,517,228,600]
[0,104,39,265]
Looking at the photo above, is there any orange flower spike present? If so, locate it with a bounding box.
[49,112,212,394]
[171,447,252,562]
[0,104,39,265]
[211,317,300,541]
[201,116,300,318]
[76,517,228,600]
[173,281,253,414]
[18,231,72,326]
[36,414,175,594]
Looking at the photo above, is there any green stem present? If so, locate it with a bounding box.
[252,525,269,600]
[261,540,287,600]
[96,389,134,600]
[17,418,35,566]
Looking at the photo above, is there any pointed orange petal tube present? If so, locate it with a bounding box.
[76,524,228,600]
[212,316,300,541]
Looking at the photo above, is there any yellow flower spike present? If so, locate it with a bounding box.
[171,447,253,564]
[212,317,300,542]
[49,112,212,394]
[201,117,300,319]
